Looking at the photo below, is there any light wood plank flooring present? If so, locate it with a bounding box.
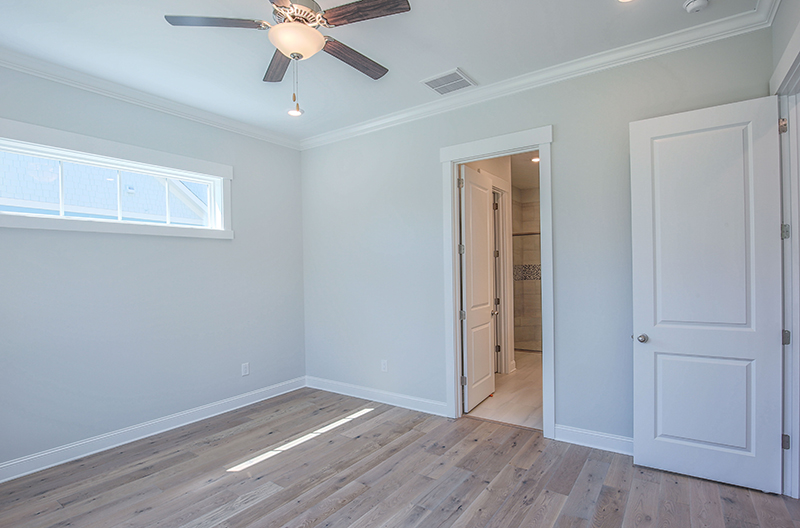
[1,388,798,528]
[469,351,543,430]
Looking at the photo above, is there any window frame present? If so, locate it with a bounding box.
[0,123,233,239]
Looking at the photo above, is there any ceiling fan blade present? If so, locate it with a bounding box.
[164,16,268,29]
[264,50,291,83]
[323,38,388,80]
[322,0,410,27]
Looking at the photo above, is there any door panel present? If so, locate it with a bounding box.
[656,353,751,450]
[654,126,750,326]
[462,165,495,412]
[630,95,782,493]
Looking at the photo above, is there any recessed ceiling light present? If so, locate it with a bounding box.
[618,0,635,3]
[531,157,540,163]
[288,108,304,117]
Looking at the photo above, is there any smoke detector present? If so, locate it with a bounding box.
[683,0,708,13]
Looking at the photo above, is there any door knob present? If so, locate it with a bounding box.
[637,334,649,343]
[491,310,498,316]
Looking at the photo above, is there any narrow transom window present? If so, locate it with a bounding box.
[0,138,225,231]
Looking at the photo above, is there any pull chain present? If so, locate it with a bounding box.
[292,59,300,114]
[287,54,303,116]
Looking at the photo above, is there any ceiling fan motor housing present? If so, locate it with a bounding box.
[273,0,325,26]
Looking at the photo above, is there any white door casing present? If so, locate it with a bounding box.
[493,191,502,375]
[461,165,496,412]
[440,126,553,434]
[630,96,783,493]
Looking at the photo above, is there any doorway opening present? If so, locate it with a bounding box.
[440,125,554,438]
[460,151,544,430]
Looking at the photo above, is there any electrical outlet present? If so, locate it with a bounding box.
[241,362,249,376]
[381,360,388,372]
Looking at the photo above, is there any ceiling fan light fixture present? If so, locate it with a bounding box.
[269,22,325,60]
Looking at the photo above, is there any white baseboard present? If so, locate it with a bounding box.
[554,424,633,456]
[0,376,306,484]
[306,376,450,417]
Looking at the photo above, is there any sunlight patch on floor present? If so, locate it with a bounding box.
[227,407,374,472]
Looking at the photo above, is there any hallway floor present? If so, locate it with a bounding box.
[468,350,543,430]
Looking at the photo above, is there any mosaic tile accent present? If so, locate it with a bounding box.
[514,264,541,281]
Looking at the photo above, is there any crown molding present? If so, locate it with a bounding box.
[300,2,777,150]
[766,0,783,25]
[0,48,302,151]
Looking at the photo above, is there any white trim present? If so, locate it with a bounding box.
[771,17,800,95]
[440,128,553,165]
[554,425,634,456]
[494,176,515,375]
[790,95,800,499]
[443,162,460,419]
[781,94,800,499]
[0,376,306,484]
[305,376,451,417]
[0,48,300,151]
[440,126,555,439]
[538,143,555,440]
[302,5,776,150]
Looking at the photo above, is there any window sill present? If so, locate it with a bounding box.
[0,213,234,239]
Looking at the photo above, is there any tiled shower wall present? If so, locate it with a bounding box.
[512,187,542,351]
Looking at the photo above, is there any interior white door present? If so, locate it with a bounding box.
[462,165,496,412]
[630,95,783,493]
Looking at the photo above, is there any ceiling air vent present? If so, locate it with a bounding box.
[422,68,476,96]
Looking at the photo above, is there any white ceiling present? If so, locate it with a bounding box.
[511,151,540,191]
[0,0,777,149]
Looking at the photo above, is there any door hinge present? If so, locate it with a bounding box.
[460,376,467,386]
[459,310,466,321]
[495,297,501,305]
[458,244,465,254]
[493,202,499,210]
[784,330,791,345]
[783,434,791,450]
[458,178,465,188]
[782,224,791,240]
[780,118,789,134]
[494,250,500,258]
[495,345,501,353]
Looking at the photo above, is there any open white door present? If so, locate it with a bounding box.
[461,165,495,412]
[630,96,783,493]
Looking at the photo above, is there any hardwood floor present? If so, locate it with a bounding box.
[469,351,543,430]
[1,388,799,528]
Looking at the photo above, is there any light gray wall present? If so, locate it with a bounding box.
[301,29,773,438]
[0,67,305,463]
[774,0,800,69]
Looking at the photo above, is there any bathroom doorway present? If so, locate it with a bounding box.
[467,150,544,430]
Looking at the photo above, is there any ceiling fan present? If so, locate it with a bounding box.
[165,0,411,83]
